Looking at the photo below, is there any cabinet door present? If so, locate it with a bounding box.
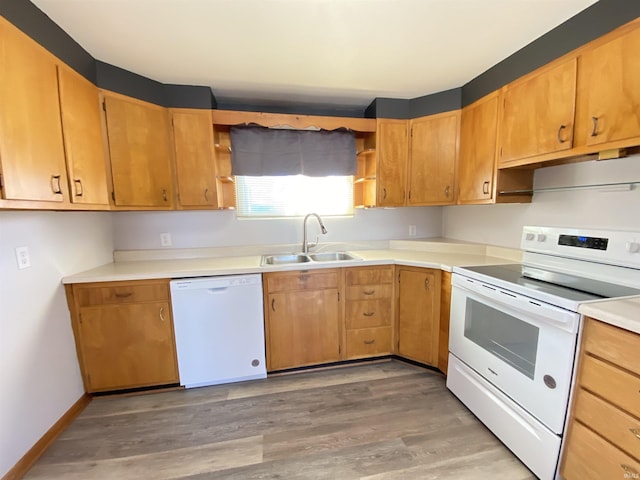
[0,18,67,202]
[397,267,441,365]
[458,92,499,204]
[408,112,459,205]
[267,289,340,370]
[580,26,640,147]
[78,302,178,392]
[103,94,174,207]
[172,109,217,207]
[499,58,577,165]
[58,66,109,205]
[377,119,408,206]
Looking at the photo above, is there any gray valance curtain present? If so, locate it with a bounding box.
[230,125,357,177]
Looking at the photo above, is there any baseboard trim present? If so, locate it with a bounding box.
[2,393,91,480]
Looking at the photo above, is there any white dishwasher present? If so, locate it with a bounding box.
[169,274,266,388]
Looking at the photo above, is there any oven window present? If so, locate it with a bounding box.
[464,298,539,379]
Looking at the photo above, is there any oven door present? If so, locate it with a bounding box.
[449,273,580,434]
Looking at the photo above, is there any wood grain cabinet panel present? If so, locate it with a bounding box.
[376,119,409,207]
[408,111,459,206]
[346,327,392,359]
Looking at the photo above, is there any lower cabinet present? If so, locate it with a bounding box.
[396,266,442,366]
[66,279,179,393]
[438,271,452,373]
[560,317,640,480]
[344,266,394,359]
[263,269,342,371]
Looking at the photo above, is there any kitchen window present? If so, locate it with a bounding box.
[235,175,354,217]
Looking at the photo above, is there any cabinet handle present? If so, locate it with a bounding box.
[621,464,639,477]
[162,188,168,202]
[591,116,599,137]
[50,175,62,194]
[631,428,640,440]
[114,292,132,298]
[424,278,430,291]
[74,179,84,197]
[363,290,375,295]
[383,188,387,199]
[364,339,376,345]
[271,298,275,312]
[159,307,165,322]
[204,188,209,202]
[363,312,375,317]
[557,124,567,143]
[482,181,490,195]
[444,185,450,197]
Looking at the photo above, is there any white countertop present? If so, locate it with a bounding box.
[579,296,640,335]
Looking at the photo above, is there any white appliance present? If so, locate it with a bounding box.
[170,274,267,388]
[447,226,640,480]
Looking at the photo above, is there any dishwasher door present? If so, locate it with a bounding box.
[170,274,266,388]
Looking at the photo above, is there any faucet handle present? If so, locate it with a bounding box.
[307,235,320,251]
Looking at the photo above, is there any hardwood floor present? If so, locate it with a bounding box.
[25,360,535,479]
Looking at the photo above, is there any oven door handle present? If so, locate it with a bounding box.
[453,276,579,333]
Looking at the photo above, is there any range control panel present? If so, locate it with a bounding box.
[521,226,640,268]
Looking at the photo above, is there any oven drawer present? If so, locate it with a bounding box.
[582,317,640,377]
[579,355,640,419]
[562,421,640,480]
[573,388,640,461]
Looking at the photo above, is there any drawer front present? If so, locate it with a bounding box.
[583,317,640,377]
[573,388,640,461]
[346,267,393,285]
[580,355,640,419]
[345,299,392,329]
[346,327,392,359]
[74,281,169,306]
[265,270,339,292]
[346,284,393,300]
[562,421,640,480]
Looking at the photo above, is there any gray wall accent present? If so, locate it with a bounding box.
[462,0,640,106]
[0,0,95,82]
[216,99,364,118]
[365,98,412,119]
[410,88,461,117]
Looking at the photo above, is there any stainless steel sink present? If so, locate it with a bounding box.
[260,251,361,266]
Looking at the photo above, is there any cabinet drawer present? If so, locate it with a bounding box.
[346,327,391,359]
[265,270,339,293]
[74,281,169,306]
[579,355,640,419]
[346,267,393,285]
[345,299,392,329]
[583,318,640,377]
[573,388,640,461]
[346,284,393,300]
[562,421,640,480]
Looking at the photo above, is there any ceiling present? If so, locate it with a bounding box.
[31,0,598,109]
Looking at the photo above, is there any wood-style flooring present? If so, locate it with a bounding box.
[25,360,535,479]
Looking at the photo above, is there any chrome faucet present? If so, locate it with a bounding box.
[302,213,328,253]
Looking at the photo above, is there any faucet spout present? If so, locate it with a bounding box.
[302,213,328,253]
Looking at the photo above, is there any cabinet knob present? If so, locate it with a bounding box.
[74,179,84,197]
[444,185,450,197]
[50,174,62,195]
[364,339,376,345]
[630,428,640,440]
[159,307,165,322]
[482,181,490,195]
[363,312,375,317]
[591,116,599,137]
[204,188,209,202]
[363,290,375,295]
[557,124,567,143]
[424,278,430,291]
[621,464,639,477]
[162,188,168,202]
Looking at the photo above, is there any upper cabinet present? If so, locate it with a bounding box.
[377,119,409,207]
[498,58,578,167]
[103,93,174,208]
[57,66,109,206]
[577,23,640,149]
[408,111,459,206]
[0,18,68,202]
[171,108,217,209]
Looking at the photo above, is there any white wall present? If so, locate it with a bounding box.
[443,155,640,248]
[113,206,443,250]
[0,211,113,478]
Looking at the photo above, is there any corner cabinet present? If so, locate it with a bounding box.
[560,318,640,480]
[65,280,179,393]
[395,266,441,366]
[263,269,342,371]
[102,92,174,208]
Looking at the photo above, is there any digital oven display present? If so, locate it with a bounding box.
[558,234,609,250]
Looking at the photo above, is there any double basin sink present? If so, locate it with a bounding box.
[261,251,362,266]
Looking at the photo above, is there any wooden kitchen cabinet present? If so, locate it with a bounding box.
[560,317,640,480]
[171,108,217,208]
[499,57,577,167]
[103,92,174,208]
[66,279,179,393]
[377,119,409,207]
[407,111,459,205]
[437,271,452,373]
[0,18,68,203]
[264,269,342,371]
[396,266,441,366]
[344,266,394,359]
[212,125,236,209]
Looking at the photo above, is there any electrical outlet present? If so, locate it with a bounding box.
[409,225,417,237]
[15,246,31,269]
[160,232,172,247]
